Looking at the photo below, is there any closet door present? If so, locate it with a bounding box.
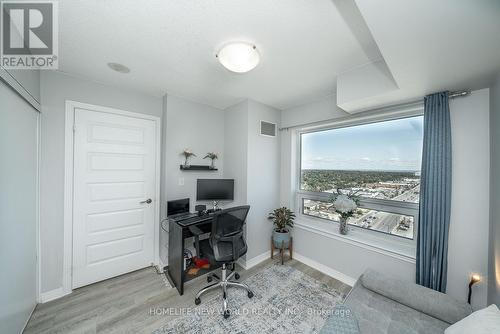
[0,81,39,334]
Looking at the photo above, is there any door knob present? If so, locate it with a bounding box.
[140,198,152,204]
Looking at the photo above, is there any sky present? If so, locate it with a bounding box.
[301,116,424,171]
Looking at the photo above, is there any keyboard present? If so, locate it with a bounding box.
[169,213,197,221]
[176,213,212,227]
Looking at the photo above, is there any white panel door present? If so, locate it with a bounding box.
[72,108,156,288]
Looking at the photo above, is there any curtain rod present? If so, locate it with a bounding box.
[279,90,470,131]
[448,90,470,99]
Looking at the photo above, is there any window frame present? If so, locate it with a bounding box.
[295,112,423,259]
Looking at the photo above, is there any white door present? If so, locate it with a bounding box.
[72,107,157,288]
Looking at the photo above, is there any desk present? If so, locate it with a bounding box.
[166,213,218,295]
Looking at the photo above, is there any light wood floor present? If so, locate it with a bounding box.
[24,259,351,334]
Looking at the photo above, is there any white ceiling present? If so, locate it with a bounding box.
[58,0,500,111]
[353,0,500,108]
[57,0,380,110]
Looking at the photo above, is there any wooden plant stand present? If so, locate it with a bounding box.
[271,237,293,265]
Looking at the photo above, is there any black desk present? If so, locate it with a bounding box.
[165,213,218,295]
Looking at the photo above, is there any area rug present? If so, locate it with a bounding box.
[152,264,347,334]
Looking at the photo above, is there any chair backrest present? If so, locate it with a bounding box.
[210,206,250,262]
[211,205,250,239]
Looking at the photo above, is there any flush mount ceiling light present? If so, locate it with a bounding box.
[216,42,260,73]
[107,62,130,74]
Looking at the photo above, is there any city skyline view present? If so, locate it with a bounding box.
[301,116,424,171]
[300,116,424,239]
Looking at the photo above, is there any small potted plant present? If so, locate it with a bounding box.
[268,207,295,248]
[331,191,358,235]
[181,149,196,168]
[203,152,218,169]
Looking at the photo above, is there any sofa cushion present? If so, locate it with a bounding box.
[444,304,500,333]
[345,281,450,334]
[360,269,472,324]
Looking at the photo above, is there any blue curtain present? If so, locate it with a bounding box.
[416,92,452,293]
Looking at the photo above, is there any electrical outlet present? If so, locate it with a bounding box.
[178,177,184,186]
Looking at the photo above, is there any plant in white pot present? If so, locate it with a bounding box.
[268,207,295,248]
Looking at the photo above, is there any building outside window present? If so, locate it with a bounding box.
[298,115,424,242]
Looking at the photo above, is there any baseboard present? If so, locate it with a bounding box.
[21,304,36,334]
[40,287,70,303]
[293,252,357,286]
[238,251,271,270]
[236,257,246,269]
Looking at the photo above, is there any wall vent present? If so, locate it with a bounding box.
[260,120,276,137]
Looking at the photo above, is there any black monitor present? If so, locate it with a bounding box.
[196,179,234,201]
[167,198,190,216]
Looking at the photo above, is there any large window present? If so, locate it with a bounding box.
[298,116,423,241]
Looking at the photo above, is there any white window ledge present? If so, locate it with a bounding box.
[295,216,416,264]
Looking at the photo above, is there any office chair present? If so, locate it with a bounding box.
[194,205,253,318]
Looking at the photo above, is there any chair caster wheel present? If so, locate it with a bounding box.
[223,310,230,319]
[247,291,254,298]
[195,298,201,305]
[207,276,213,283]
[234,273,240,280]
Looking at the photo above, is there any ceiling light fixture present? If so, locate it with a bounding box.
[216,42,260,73]
[107,62,130,74]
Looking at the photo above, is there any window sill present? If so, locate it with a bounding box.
[295,216,416,264]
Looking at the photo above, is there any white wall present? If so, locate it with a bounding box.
[160,95,225,264]
[39,71,162,293]
[281,91,491,308]
[0,20,41,109]
[489,74,500,307]
[4,69,41,104]
[336,60,398,113]
[160,95,169,266]
[246,100,281,259]
[0,80,39,334]
[281,94,347,129]
[160,97,280,266]
[447,89,490,310]
[222,100,281,262]
[163,95,225,209]
[223,101,249,207]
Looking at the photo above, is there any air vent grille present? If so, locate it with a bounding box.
[260,121,276,137]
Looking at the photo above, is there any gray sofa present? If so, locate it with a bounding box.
[343,269,473,334]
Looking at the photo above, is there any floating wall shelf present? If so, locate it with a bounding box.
[179,165,218,171]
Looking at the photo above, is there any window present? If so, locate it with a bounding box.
[298,116,423,241]
[302,199,415,239]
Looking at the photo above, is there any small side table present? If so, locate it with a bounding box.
[271,236,293,265]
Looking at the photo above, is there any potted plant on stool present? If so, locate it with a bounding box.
[268,207,295,264]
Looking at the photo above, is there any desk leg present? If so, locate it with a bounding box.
[168,220,184,295]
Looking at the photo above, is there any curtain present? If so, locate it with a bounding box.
[416,91,452,293]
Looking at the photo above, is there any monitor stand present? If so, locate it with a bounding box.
[207,201,222,214]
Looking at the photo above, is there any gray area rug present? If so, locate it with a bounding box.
[153,264,347,334]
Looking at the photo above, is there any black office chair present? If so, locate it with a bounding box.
[194,205,253,318]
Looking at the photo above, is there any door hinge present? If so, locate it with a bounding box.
[73,124,76,133]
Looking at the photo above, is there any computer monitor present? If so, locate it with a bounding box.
[167,198,190,216]
[196,179,234,201]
